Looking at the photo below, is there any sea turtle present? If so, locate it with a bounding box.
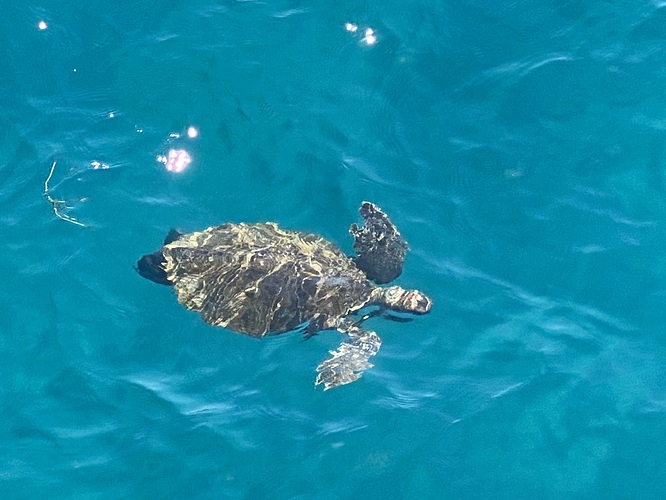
[136,201,432,390]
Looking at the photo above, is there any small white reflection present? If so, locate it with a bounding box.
[363,28,377,45]
[90,161,109,170]
[158,149,191,173]
[491,382,524,399]
[168,127,198,140]
[344,22,377,46]
[38,21,48,30]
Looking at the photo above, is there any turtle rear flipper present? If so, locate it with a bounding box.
[135,228,183,285]
[136,251,170,285]
[314,320,382,390]
[164,228,183,245]
[350,201,408,284]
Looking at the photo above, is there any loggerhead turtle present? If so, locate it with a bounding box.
[136,202,431,390]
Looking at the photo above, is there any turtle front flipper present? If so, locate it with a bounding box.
[314,319,382,390]
[349,201,408,284]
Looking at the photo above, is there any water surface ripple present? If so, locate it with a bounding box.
[1,0,666,498]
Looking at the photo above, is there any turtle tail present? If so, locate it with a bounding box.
[136,250,171,286]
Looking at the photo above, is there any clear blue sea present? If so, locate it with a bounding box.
[2,0,666,498]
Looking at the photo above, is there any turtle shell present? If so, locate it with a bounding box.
[161,222,375,336]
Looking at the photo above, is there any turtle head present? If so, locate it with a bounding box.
[379,286,432,314]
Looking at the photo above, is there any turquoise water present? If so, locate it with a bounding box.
[2,0,666,497]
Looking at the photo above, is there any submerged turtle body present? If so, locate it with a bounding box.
[137,202,432,389]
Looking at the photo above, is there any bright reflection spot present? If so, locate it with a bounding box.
[158,149,191,173]
[109,112,115,118]
[90,161,109,170]
[187,126,198,138]
[344,22,377,46]
[363,28,377,45]
[38,21,48,30]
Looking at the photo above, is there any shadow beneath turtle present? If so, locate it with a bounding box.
[301,307,414,340]
[359,307,415,324]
